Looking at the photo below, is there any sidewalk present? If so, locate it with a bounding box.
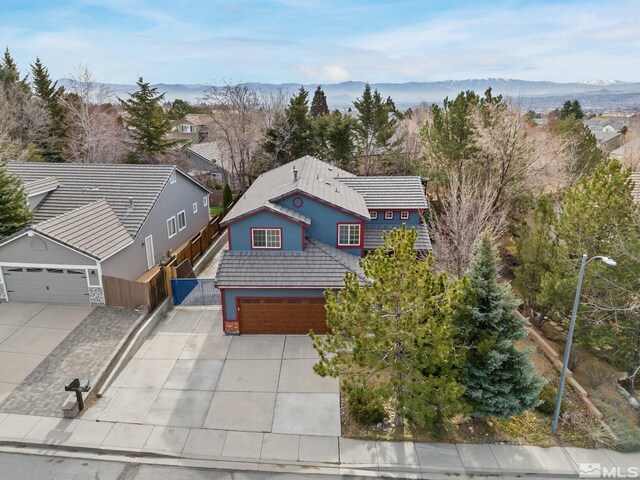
[0,411,638,478]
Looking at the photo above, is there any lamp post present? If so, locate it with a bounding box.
[551,254,617,434]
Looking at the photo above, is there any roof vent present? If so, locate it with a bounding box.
[335,187,339,193]
[293,165,298,181]
[128,197,134,209]
[328,166,333,171]
[325,181,331,186]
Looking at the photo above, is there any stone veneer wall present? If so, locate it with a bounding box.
[0,281,7,302]
[89,286,105,306]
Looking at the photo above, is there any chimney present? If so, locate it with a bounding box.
[293,165,298,181]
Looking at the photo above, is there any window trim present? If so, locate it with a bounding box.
[203,195,209,207]
[167,216,177,238]
[169,172,176,184]
[370,211,378,220]
[337,223,361,247]
[384,211,394,220]
[177,210,187,231]
[250,227,282,250]
[193,202,198,214]
[400,211,409,220]
[180,124,194,133]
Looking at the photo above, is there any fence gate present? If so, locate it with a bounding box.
[171,278,220,306]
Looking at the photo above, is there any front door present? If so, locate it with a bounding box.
[145,235,155,270]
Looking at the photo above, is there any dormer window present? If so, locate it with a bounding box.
[385,211,393,220]
[400,211,409,220]
[252,228,281,249]
[370,211,378,220]
[180,124,194,133]
[338,224,361,246]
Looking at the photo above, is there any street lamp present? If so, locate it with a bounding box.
[552,254,617,433]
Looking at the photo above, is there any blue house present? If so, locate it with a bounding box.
[215,156,430,334]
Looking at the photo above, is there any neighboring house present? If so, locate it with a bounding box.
[168,114,215,143]
[185,142,238,188]
[631,172,640,204]
[594,131,622,152]
[214,156,430,335]
[0,163,211,306]
[611,139,640,164]
[584,118,627,134]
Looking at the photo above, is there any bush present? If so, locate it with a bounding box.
[346,383,387,426]
[536,383,565,415]
[583,363,611,388]
[222,184,233,209]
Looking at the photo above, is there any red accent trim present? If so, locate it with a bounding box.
[221,205,308,228]
[336,222,362,249]
[250,227,283,250]
[360,220,365,256]
[273,190,368,221]
[292,196,304,208]
[227,226,232,250]
[301,226,305,250]
[369,208,422,212]
[221,289,227,323]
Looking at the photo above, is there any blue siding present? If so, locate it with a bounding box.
[277,193,362,255]
[369,210,421,225]
[228,210,303,251]
[223,288,326,320]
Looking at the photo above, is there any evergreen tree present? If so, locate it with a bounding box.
[312,111,357,172]
[312,227,467,430]
[119,77,180,161]
[553,113,607,179]
[455,233,543,418]
[222,183,233,210]
[0,160,32,238]
[167,98,198,120]
[310,85,329,117]
[31,58,67,162]
[0,48,24,89]
[559,100,584,120]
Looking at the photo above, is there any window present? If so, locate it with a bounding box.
[251,228,281,249]
[169,172,176,184]
[203,195,209,207]
[177,210,186,231]
[193,202,198,214]
[385,211,394,220]
[400,211,409,220]
[370,211,378,220]
[180,124,194,133]
[338,224,361,246]
[167,216,177,238]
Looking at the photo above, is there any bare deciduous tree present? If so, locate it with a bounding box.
[62,65,129,163]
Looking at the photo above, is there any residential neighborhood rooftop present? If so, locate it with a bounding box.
[337,176,429,210]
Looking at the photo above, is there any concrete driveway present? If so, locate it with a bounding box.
[0,302,94,405]
[95,306,340,436]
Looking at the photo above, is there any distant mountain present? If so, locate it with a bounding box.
[57,78,640,111]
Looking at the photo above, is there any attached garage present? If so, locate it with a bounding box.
[3,267,90,304]
[237,297,329,334]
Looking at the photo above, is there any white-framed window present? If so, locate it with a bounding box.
[370,211,378,220]
[338,224,361,246]
[252,228,281,249]
[385,211,394,220]
[167,216,177,238]
[169,172,176,184]
[193,202,198,214]
[203,195,209,207]
[400,211,409,220]
[180,124,194,133]
[177,210,186,231]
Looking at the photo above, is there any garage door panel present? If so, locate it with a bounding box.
[3,267,89,304]
[239,298,328,334]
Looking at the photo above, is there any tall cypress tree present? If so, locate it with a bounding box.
[310,85,329,117]
[455,232,543,418]
[31,58,67,162]
[0,161,32,238]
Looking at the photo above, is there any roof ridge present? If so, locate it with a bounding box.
[306,237,369,283]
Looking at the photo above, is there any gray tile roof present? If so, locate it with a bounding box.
[265,202,311,225]
[8,163,207,238]
[33,200,132,260]
[188,142,223,164]
[214,237,368,288]
[337,176,428,210]
[594,131,620,143]
[631,172,640,204]
[364,224,432,251]
[222,156,369,225]
[22,177,59,197]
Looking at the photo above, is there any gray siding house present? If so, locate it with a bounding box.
[0,163,211,306]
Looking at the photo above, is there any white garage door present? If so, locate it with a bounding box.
[3,267,90,304]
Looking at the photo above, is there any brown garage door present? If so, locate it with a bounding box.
[238,297,328,334]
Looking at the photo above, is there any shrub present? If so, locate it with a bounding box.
[583,363,611,388]
[346,383,387,426]
[222,184,233,209]
[536,383,565,415]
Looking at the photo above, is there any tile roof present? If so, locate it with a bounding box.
[7,163,200,237]
[22,177,59,197]
[214,237,368,288]
[337,176,428,210]
[631,172,640,204]
[33,200,132,260]
[265,202,311,225]
[188,142,223,164]
[363,224,432,251]
[594,131,620,143]
[222,156,369,224]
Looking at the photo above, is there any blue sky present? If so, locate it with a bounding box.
[1,0,639,84]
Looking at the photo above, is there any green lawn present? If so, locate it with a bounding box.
[210,206,224,217]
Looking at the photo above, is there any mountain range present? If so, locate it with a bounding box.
[57,78,640,112]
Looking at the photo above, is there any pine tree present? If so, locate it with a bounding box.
[31,58,67,162]
[310,85,329,117]
[222,183,233,210]
[456,233,543,418]
[0,161,32,238]
[559,100,584,120]
[312,227,467,430]
[119,77,180,161]
[0,48,24,89]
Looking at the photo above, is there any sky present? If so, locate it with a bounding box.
[1,0,639,85]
